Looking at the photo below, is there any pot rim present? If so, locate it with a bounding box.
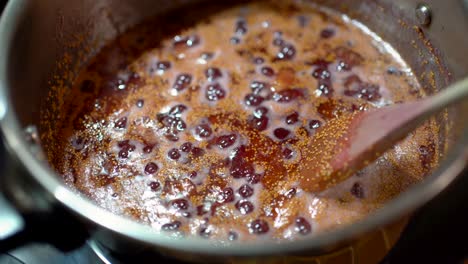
[0,0,466,256]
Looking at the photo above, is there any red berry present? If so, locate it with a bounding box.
[144,162,158,174]
[320,28,335,38]
[351,182,365,198]
[285,112,299,125]
[195,124,213,138]
[274,128,290,140]
[161,221,181,231]
[236,200,254,215]
[238,184,254,198]
[295,217,311,235]
[216,134,237,149]
[205,67,223,81]
[273,89,304,103]
[168,148,181,160]
[173,74,192,91]
[249,219,269,234]
[244,94,264,107]
[171,198,189,210]
[206,83,226,101]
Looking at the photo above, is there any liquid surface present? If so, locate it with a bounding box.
[47,1,438,241]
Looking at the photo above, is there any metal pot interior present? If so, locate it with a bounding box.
[1,0,468,256]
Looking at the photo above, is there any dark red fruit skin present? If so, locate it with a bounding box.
[253,57,265,64]
[235,20,248,35]
[144,162,158,174]
[161,221,181,231]
[230,158,255,179]
[164,133,179,142]
[334,46,364,71]
[206,83,226,101]
[205,67,223,81]
[228,231,238,241]
[168,104,187,117]
[284,188,296,199]
[218,187,235,204]
[261,67,275,77]
[247,173,262,184]
[156,61,171,70]
[254,107,268,117]
[274,128,290,140]
[250,81,270,94]
[136,99,144,108]
[201,52,214,61]
[235,200,254,214]
[216,134,237,149]
[309,119,322,130]
[312,67,331,80]
[197,205,208,216]
[245,94,264,107]
[295,217,312,235]
[149,181,160,191]
[344,75,381,101]
[248,114,269,131]
[320,28,335,39]
[199,226,211,238]
[173,74,192,91]
[238,184,254,198]
[171,198,189,210]
[173,35,200,49]
[351,182,365,198]
[195,124,213,138]
[230,145,255,179]
[282,148,294,159]
[190,147,205,158]
[273,88,305,103]
[188,171,198,179]
[249,219,269,234]
[230,37,240,44]
[285,112,299,125]
[310,59,334,97]
[318,80,333,97]
[168,148,181,160]
[114,117,127,129]
[273,38,285,46]
[180,142,193,152]
[275,43,296,60]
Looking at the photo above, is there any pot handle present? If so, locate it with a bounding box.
[0,194,25,251]
[380,168,468,264]
[0,189,89,253]
[0,145,89,253]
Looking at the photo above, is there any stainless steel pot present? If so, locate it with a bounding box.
[0,0,467,263]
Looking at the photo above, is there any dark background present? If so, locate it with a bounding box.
[0,0,466,263]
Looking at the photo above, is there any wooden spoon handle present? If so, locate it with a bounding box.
[298,78,468,192]
[426,77,468,116]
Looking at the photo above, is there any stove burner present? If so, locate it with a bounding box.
[0,241,189,264]
[88,241,112,264]
[88,240,188,264]
[0,253,24,264]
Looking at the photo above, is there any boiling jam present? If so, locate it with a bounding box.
[48,1,438,241]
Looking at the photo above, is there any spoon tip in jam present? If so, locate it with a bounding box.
[299,78,468,192]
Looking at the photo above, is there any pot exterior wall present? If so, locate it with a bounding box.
[0,0,466,263]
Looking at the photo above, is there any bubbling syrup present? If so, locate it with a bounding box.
[49,1,439,241]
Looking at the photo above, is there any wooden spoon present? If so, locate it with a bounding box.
[298,78,468,192]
